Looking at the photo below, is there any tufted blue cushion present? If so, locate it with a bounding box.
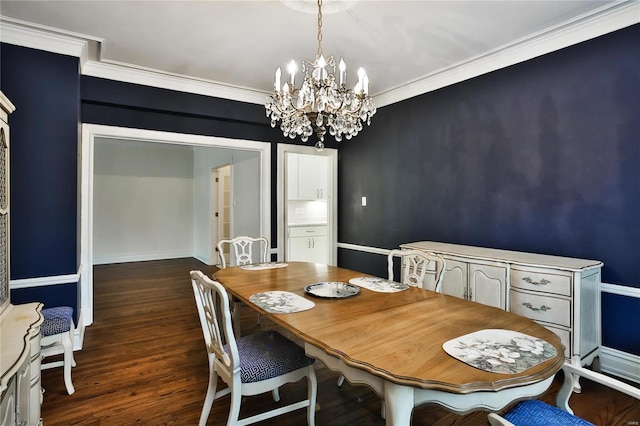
[503,399,594,426]
[41,306,74,337]
[229,330,315,384]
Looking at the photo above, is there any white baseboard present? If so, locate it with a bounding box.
[93,251,193,265]
[600,346,640,384]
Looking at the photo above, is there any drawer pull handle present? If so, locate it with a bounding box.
[522,302,551,312]
[522,277,551,286]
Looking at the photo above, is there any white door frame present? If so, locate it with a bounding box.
[276,144,338,265]
[80,124,271,327]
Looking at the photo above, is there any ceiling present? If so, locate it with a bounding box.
[0,1,633,106]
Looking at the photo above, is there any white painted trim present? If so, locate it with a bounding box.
[600,346,640,384]
[10,273,80,289]
[82,60,268,105]
[3,2,638,107]
[374,1,640,107]
[93,251,194,266]
[81,124,271,327]
[337,242,390,256]
[0,16,95,68]
[601,282,640,298]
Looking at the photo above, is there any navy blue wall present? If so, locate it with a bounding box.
[338,24,640,354]
[1,44,79,279]
[1,44,80,316]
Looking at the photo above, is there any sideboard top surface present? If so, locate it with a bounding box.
[402,241,603,272]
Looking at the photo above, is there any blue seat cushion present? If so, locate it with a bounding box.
[41,306,74,337]
[232,330,315,383]
[503,399,594,426]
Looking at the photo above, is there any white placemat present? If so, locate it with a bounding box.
[248,291,315,313]
[348,276,409,292]
[240,262,288,271]
[442,329,557,374]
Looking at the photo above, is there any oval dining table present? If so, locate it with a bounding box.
[213,261,565,425]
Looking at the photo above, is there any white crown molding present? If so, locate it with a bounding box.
[374,1,640,108]
[0,16,94,67]
[3,1,639,107]
[82,60,269,105]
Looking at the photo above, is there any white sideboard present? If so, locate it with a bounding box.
[401,241,603,371]
[287,225,328,264]
[1,303,44,426]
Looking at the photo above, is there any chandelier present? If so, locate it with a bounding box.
[265,0,376,150]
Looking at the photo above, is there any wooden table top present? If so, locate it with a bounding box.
[213,262,564,394]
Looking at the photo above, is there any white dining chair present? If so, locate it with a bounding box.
[216,236,269,269]
[217,236,270,334]
[488,362,640,426]
[387,248,446,292]
[190,270,317,426]
[40,306,77,395]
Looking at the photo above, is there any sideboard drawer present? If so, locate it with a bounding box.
[511,268,571,297]
[289,226,327,238]
[510,290,571,328]
[543,324,571,359]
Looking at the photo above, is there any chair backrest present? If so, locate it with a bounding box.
[190,270,238,378]
[387,249,446,292]
[217,236,269,269]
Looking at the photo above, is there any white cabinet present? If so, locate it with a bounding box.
[287,226,327,264]
[440,259,506,309]
[287,153,327,200]
[1,302,43,426]
[402,241,602,368]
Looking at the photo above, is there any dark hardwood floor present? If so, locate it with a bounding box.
[40,258,639,425]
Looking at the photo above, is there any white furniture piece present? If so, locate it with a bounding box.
[488,362,640,425]
[401,241,603,381]
[1,92,44,426]
[217,236,269,268]
[287,153,327,200]
[388,249,446,292]
[287,225,327,264]
[190,270,317,426]
[217,236,270,332]
[1,302,44,426]
[0,91,14,316]
[40,306,76,395]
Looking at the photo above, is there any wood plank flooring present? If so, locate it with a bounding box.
[40,258,639,425]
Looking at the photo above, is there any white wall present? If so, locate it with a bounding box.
[192,146,261,265]
[93,138,262,266]
[93,138,195,264]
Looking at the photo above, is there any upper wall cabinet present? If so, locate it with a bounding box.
[287,153,328,200]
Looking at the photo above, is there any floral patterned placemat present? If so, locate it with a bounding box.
[248,291,315,314]
[348,276,409,292]
[240,262,288,271]
[442,329,557,374]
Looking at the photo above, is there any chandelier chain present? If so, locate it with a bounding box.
[317,0,323,58]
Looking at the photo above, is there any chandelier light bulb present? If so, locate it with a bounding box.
[287,60,297,85]
[274,67,281,92]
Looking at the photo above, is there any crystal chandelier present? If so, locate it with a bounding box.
[265,0,376,150]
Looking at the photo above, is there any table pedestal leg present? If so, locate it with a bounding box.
[384,382,414,426]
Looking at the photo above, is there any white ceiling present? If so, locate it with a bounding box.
[0,1,636,106]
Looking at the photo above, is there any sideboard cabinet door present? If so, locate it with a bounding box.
[469,263,507,309]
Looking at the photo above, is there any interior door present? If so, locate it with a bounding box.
[214,165,231,265]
